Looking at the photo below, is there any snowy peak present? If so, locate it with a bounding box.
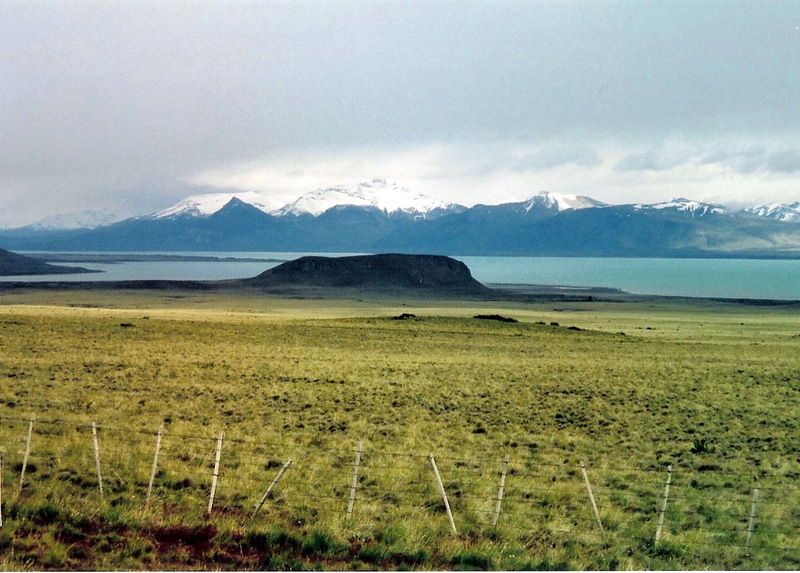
[145,180,462,221]
[522,191,607,214]
[276,179,461,218]
[634,198,725,217]
[745,202,800,223]
[151,191,284,219]
[23,209,122,230]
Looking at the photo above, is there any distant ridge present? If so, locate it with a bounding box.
[3,185,800,257]
[242,254,490,294]
[0,248,97,276]
[746,202,800,223]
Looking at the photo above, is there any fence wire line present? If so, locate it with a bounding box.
[3,413,800,561]
[3,417,798,490]
[0,416,781,467]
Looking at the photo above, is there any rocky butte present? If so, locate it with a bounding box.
[240,253,491,296]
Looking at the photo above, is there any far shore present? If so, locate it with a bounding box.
[1,278,799,309]
[25,253,286,264]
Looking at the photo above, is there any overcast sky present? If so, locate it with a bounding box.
[2,0,799,227]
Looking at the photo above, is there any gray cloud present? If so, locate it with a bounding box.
[766,151,800,174]
[697,145,800,175]
[698,145,768,174]
[514,146,601,172]
[614,147,694,173]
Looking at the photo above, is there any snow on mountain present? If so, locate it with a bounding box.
[745,202,800,223]
[23,209,122,230]
[634,198,725,217]
[148,180,459,220]
[522,191,607,213]
[151,191,284,219]
[275,179,460,217]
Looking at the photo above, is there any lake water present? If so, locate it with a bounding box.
[4,251,800,301]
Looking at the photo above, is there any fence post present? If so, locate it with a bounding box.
[0,443,4,527]
[580,461,605,541]
[252,461,292,518]
[145,424,163,505]
[429,453,457,535]
[18,418,34,497]
[92,422,104,501]
[346,441,362,521]
[745,478,759,556]
[207,431,224,514]
[492,453,510,528]
[654,464,672,544]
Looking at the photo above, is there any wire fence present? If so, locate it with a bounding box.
[2,414,800,564]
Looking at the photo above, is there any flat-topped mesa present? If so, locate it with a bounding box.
[244,253,490,293]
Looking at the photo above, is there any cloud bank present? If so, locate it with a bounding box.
[2,1,799,226]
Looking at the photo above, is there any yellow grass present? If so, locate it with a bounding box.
[1,289,799,569]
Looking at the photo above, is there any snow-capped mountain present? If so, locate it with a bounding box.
[634,198,725,217]
[22,209,122,230]
[142,184,613,222]
[6,182,800,257]
[147,180,462,220]
[745,202,800,223]
[151,191,285,219]
[276,179,461,218]
[521,191,607,214]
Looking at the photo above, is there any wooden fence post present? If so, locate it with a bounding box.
[0,443,4,527]
[654,464,672,544]
[18,419,34,497]
[207,431,224,514]
[252,461,292,518]
[492,453,509,528]
[145,424,163,505]
[745,478,759,556]
[580,461,605,541]
[429,453,457,535]
[92,422,104,501]
[346,441,362,521]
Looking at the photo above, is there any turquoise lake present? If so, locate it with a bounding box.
[4,252,800,301]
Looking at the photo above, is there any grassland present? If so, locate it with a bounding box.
[1,288,800,570]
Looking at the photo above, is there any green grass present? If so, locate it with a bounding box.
[1,291,800,569]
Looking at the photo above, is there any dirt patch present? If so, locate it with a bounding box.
[474,314,518,323]
[146,523,218,557]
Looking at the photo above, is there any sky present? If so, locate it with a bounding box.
[2,0,800,228]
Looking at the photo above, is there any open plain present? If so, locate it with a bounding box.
[1,286,800,570]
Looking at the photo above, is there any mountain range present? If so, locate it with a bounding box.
[3,179,800,258]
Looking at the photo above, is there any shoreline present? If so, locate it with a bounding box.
[20,252,286,264]
[1,278,799,308]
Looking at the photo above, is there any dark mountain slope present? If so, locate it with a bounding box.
[376,204,800,257]
[4,197,800,257]
[376,204,691,255]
